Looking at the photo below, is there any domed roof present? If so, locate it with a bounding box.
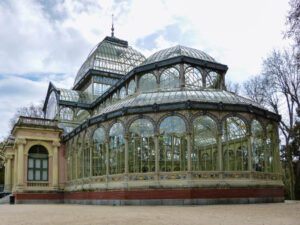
[142,45,216,65]
[74,36,146,87]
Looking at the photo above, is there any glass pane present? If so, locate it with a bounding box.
[128,80,136,95]
[28,158,34,168]
[60,107,74,120]
[139,73,157,92]
[206,71,220,88]
[46,91,58,119]
[35,159,41,168]
[35,170,41,180]
[160,116,186,134]
[42,171,48,181]
[160,67,180,89]
[93,127,106,144]
[28,169,34,180]
[185,67,203,88]
[42,159,48,169]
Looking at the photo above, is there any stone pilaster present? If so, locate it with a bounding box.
[52,141,60,189]
[16,138,26,191]
[4,155,13,191]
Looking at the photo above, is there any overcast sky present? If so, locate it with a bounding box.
[0,0,291,140]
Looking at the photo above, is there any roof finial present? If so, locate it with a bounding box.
[111,14,114,37]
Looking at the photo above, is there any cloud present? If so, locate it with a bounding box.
[0,0,291,140]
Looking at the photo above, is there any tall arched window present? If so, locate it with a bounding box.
[128,80,136,95]
[119,87,126,99]
[251,120,265,172]
[139,73,157,92]
[129,119,155,173]
[192,116,218,171]
[27,145,48,181]
[112,93,118,103]
[83,131,91,177]
[159,116,187,172]
[109,123,125,174]
[60,107,73,120]
[266,124,275,172]
[92,127,106,176]
[185,67,203,88]
[160,67,180,89]
[46,91,58,119]
[222,117,248,171]
[76,110,90,122]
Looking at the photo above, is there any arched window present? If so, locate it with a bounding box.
[266,124,275,172]
[129,119,155,173]
[159,116,187,172]
[83,131,91,177]
[76,110,90,122]
[109,123,125,174]
[160,67,180,89]
[251,120,264,172]
[119,87,126,99]
[128,80,136,95]
[206,71,220,89]
[46,91,58,119]
[27,145,48,181]
[192,116,218,171]
[92,127,106,176]
[112,93,118,103]
[222,117,248,171]
[139,73,157,92]
[60,107,73,120]
[185,67,203,88]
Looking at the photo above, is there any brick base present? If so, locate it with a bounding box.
[14,187,284,205]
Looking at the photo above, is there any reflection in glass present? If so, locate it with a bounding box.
[192,116,217,171]
[222,117,248,171]
[92,128,106,176]
[185,67,203,88]
[160,67,180,89]
[139,73,157,92]
[159,116,187,172]
[129,119,155,173]
[109,123,125,174]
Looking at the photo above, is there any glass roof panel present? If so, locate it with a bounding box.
[74,38,146,86]
[93,90,264,117]
[142,45,216,66]
[58,88,95,104]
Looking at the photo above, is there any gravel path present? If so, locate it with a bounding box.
[0,201,299,225]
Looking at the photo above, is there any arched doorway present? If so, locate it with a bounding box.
[27,145,49,181]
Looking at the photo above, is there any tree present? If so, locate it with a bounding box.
[9,102,44,129]
[286,0,300,61]
[243,48,300,199]
[225,79,240,95]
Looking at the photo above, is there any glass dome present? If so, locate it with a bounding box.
[142,45,216,65]
[74,36,146,87]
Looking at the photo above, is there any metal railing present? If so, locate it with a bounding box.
[17,116,58,128]
[27,181,49,187]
